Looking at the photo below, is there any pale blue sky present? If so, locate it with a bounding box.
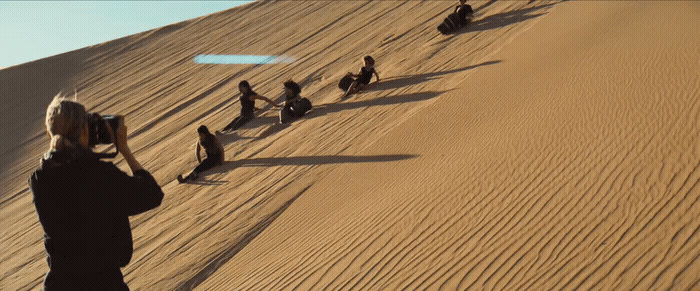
[0,1,252,68]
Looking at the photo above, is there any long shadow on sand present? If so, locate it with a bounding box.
[315,90,447,117]
[206,154,417,177]
[225,61,499,137]
[460,3,554,34]
[367,61,500,92]
[250,90,447,140]
[223,90,447,142]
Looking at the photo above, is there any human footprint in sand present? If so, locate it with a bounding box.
[178,125,225,183]
[342,55,380,99]
[217,80,281,134]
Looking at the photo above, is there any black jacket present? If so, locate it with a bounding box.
[29,148,163,279]
[455,4,474,24]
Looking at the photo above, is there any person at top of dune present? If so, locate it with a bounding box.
[218,80,281,134]
[279,80,312,124]
[342,55,380,99]
[177,125,225,183]
[455,0,474,25]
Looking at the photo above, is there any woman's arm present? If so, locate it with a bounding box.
[112,117,143,174]
[103,163,163,216]
[106,117,164,215]
[195,142,202,163]
[216,139,225,163]
[374,71,380,83]
[253,94,282,107]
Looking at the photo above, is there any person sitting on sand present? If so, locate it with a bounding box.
[455,0,474,26]
[177,125,225,183]
[279,80,312,124]
[218,80,281,134]
[342,56,380,98]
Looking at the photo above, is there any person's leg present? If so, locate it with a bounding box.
[194,158,217,174]
[183,157,218,181]
[222,116,243,132]
[280,106,294,124]
[179,155,224,183]
[343,80,359,98]
[229,115,253,131]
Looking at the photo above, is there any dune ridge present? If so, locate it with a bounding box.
[1,1,699,290]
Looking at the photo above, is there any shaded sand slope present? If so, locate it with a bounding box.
[1,1,559,289]
[199,1,700,290]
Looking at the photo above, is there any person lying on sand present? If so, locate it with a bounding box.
[342,56,380,99]
[279,80,312,124]
[177,125,225,183]
[218,80,281,134]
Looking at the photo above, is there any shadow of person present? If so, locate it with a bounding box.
[215,114,283,144]
[215,130,255,144]
[252,90,448,140]
[188,179,228,186]
[205,154,418,176]
[315,90,448,117]
[458,3,555,34]
[367,61,500,92]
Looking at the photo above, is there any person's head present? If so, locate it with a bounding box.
[459,0,466,4]
[197,125,210,139]
[45,94,90,152]
[238,80,251,94]
[283,80,301,99]
[363,56,375,68]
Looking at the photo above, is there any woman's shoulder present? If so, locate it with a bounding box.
[29,149,118,188]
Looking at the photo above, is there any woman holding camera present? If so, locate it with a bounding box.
[29,96,164,290]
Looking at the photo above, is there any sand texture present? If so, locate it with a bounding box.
[1,1,699,290]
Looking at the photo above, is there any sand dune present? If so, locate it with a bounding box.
[1,1,699,290]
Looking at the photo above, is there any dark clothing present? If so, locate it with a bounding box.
[455,4,473,25]
[223,114,254,131]
[193,133,223,174]
[193,157,221,174]
[199,133,223,161]
[280,104,295,124]
[239,90,257,117]
[280,94,297,123]
[357,67,376,85]
[29,148,163,290]
[223,92,257,132]
[279,96,312,124]
[43,268,128,291]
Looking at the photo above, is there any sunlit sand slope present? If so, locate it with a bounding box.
[2,0,698,290]
[198,1,700,290]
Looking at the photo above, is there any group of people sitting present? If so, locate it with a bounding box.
[178,0,475,182]
[28,1,476,289]
[177,55,380,183]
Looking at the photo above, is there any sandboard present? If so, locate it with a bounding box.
[338,75,354,91]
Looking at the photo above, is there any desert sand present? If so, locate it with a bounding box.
[1,1,699,290]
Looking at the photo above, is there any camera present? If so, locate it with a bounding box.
[86,113,121,146]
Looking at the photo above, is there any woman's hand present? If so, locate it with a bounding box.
[113,116,130,154]
[106,115,143,173]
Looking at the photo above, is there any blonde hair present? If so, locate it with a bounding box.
[45,94,87,152]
